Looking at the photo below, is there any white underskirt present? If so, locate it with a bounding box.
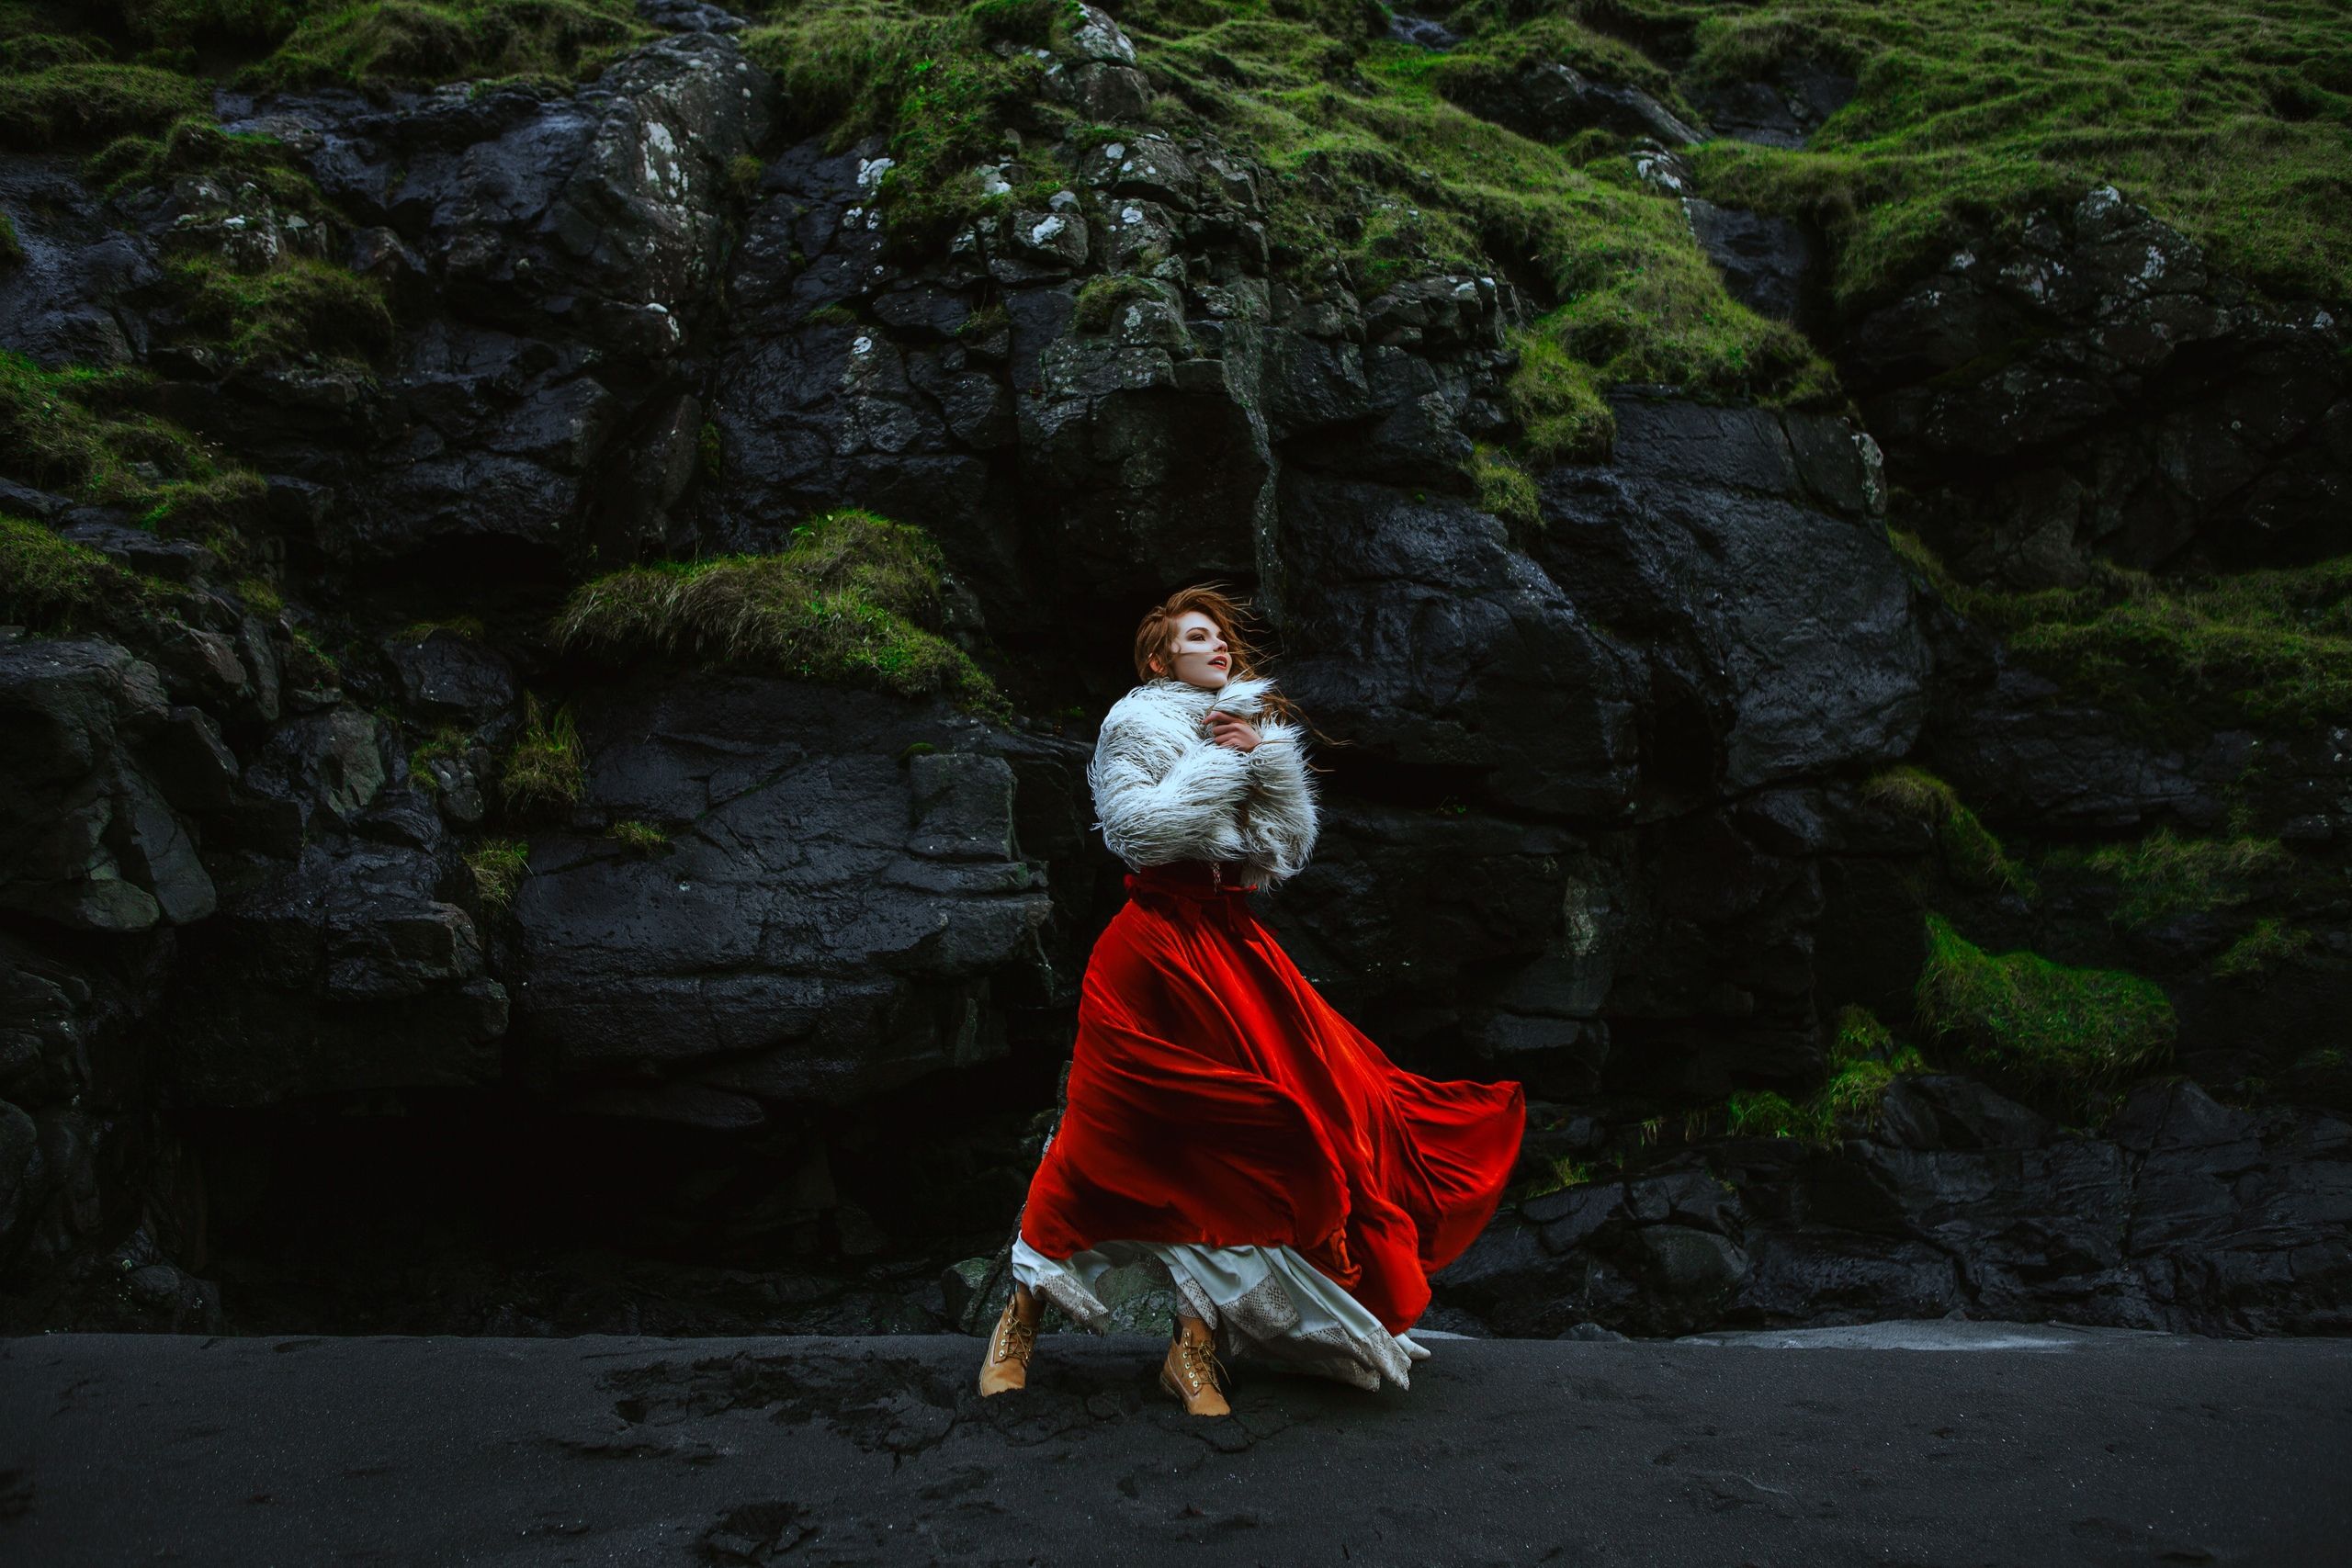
[1011,1235,1429,1392]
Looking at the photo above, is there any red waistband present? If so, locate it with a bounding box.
[1124,859,1261,900]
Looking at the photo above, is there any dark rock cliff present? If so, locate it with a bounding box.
[1,1,2345,1340]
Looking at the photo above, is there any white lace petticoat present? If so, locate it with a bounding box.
[1010,1235,1430,1392]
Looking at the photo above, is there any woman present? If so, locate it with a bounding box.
[977,585,1526,1414]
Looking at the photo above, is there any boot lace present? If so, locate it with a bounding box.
[991,1303,1036,1367]
[1172,1333,1227,1396]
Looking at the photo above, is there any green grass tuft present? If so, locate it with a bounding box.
[1725,1089,1807,1140]
[1499,328,1615,464]
[2069,828,2289,930]
[2212,917,2313,981]
[956,300,1011,343]
[284,624,343,688]
[1512,1154,1598,1201]
[555,506,1010,718]
[465,837,531,914]
[741,0,1063,254]
[1720,1005,1925,1145]
[500,694,585,817]
[406,721,471,794]
[1465,441,1540,529]
[1861,764,2036,897]
[1071,272,1166,332]
[236,574,285,617]
[605,818,671,852]
[395,615,489,643]
[727,150,763,201]
[1915,912,2175,1112]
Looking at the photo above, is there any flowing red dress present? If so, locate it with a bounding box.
[1018,856,1527,1336]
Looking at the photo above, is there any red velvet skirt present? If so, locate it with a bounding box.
[1018,859,1527,1335]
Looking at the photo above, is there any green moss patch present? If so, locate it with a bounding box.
[1721,1004,1925,1145]
[1862,764,2036,897]
[86,112,323,205]
[405,721,470,793]
[739,0,1835,420]
[741,0,1077,253]
[168,254,398,366]
[1897,533,2352,735]
[1122,4,1834,410]
[1994,563,2352,733]
[0,512,182,633]
[1071,272,1166,332]
[1915,911,2175,1112]
[0,61,208,148]
[555,506,1009,717]
[0,349,266,542]
[1655,0,2352,305]
[232,0,650,91]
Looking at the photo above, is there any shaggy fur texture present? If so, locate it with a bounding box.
[1087,675,1321,886]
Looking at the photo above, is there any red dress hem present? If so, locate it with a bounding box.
[1019,858,1527,1336]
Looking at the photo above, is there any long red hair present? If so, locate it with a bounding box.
[1129,582,1329,746]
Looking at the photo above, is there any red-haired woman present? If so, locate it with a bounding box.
[977,585,1526,1414]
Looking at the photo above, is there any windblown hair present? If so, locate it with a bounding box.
[1129,581,1322,740]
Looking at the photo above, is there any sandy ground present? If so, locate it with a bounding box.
[3,1323,2347,1566]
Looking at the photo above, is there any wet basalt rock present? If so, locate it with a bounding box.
[505,676,1063,1125]
[1841,185,2351,584]
[1437,1077,2352,1337]
[0,10,2346,1341]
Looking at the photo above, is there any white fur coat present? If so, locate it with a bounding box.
[1086,674,1321,886]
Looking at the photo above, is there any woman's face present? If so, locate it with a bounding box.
[1153,610,1231,690]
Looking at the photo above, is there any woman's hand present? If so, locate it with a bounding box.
[1204,711,1261,753]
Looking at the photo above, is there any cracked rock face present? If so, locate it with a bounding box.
[507,678,1057,1123]
[1845,185,2351,584]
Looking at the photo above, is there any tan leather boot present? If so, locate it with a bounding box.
[977,1288,1038,1397]
[1159,1316,1231,1416]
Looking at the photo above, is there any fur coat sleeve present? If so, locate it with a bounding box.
[1236,711,1320,885]
[1086,675,1321,886]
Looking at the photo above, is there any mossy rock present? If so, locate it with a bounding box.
[1664,0,2352,305]
[0,349,268,546]
[555,507,1010,719]
[0,62,209,149]
[1915,912,2175,1117]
